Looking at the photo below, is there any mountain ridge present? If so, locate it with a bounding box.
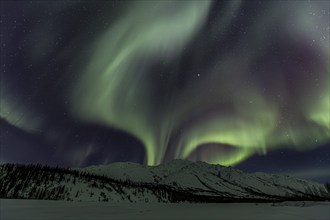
[1,160,329,203]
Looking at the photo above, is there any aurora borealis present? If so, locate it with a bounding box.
[1,1,329,181]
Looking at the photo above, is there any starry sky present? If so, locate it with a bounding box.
[1,1,329,182]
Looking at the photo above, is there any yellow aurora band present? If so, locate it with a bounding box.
[71,1,329,165]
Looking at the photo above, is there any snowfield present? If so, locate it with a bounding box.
[1,199,329,220]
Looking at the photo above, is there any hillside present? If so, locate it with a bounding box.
[0,160,329,203]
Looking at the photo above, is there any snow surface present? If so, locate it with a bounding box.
[1,199,329,220]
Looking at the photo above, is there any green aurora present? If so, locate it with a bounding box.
[69,1,329,165]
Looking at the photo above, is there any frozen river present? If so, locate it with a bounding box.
[1,199,329,220]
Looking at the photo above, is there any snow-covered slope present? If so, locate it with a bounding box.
[79,159,329,200]
[1,161,329,203]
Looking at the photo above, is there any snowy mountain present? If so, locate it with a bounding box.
[1,160,329,203]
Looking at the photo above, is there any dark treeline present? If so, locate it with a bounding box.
[0,164,329,203]
[0,163,180,202]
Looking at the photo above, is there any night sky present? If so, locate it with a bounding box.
[1,1,329,182]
